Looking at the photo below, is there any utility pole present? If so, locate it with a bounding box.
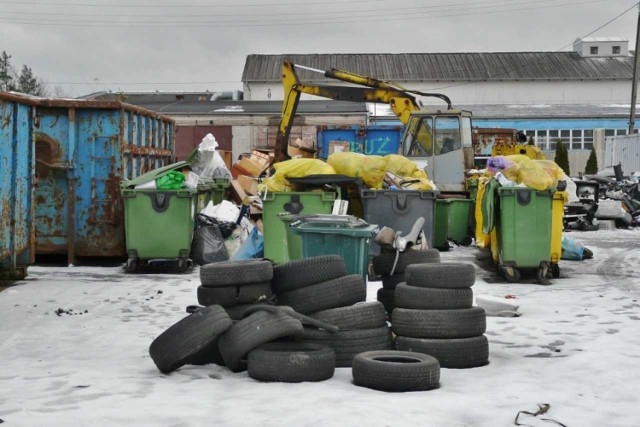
[629,3,640,134]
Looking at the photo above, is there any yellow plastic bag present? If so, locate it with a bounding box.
[327,152,387,189]
[475,178,491,249]
[259,158,336,192]
[402,177,436,191]
[502,155,554,191]
[534,160,564,186]
[385,154,419,177]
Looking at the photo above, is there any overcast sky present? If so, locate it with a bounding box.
[1,0,639,97]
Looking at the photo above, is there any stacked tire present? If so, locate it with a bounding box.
[392,263,490,369]
[198,259,274,320]
[372,249,441,317]
[272,255,392,368]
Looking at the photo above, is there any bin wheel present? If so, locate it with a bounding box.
[503,266,520,283]
[126,257,139,273]
[460,236,473,247]
[537,266,551,286]
[551,263,560,279]
[177,258,190,272]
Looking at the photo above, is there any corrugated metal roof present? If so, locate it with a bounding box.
[242,52,635,82]
[80,93,367,115]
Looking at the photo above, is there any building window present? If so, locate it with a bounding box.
[590,46,598,55]
[613,46,621,54]
[571,129,583,150]
[535,130,547,149]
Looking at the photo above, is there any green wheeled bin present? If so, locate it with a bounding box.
[211,178,230,205]
[120,162,197,272]
[433,198,474,250]
[122,188,196,272]
[262,191,336,264]
[495,187,553,285]
[289,215,378,280]
[196,179,214,216]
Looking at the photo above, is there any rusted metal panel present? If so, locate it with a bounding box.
[33,102,175,261]
[174,125,232,161]
[472,128,517,156]
[0,94,35,279]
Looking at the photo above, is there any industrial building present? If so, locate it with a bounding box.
[83,36,639,173]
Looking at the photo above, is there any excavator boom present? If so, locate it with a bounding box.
[275,61,429,162]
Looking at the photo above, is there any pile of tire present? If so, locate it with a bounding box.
[198,259,274,320]
[391,262,490,369]
[372,249,441,317]
[272,255,392,368]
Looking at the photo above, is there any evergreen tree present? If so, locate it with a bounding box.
[554,139,571,177]
[0,50,15,92]
[528,136,535,146]
[17,65,46,96]
[584,146,598,174]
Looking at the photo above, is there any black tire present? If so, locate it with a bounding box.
[391,307,486,339]
[225,302,275,321]
[185,339,227,367]
[149,305,233,373]
[404,263,475,289]
[394,284,473,310]
[218,309,304,372]
[247,342,335,382]
[197,285,238,308]
[303,326,392,367]
[272,255,347,294]
[237,282,273,304]
[381,274,406,291]
[310,302,387,330]
[200,259,273,287]
[377,288,395,314]
[275,275,366,315]
[352,350,440,392]
[395,335,489,369]
[372,249,440,276]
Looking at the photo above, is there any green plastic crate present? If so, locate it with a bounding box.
[122,188,197,270]
[289,215,378,280]
[262,191,336,264]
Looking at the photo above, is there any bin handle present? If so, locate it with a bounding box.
[516,190,531,206]
[148,193,172,212]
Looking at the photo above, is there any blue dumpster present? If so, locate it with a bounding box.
[317,125,403,159]
[31,96,175,264]
[0,93,36,280]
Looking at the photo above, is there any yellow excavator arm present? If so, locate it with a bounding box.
[274,61,452,163]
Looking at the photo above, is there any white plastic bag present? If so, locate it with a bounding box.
[201,200,240,223]
[191,133,232,180]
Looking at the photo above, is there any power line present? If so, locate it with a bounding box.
[0,0,537,19]
[0,0,610,27]
[0,0,384,7]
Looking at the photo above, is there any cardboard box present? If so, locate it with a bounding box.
[237,175,259,196]
[328,141,351,155]
[229,180,247,204]
[237,150,273,177]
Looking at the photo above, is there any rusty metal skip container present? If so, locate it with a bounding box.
[27,94,175,264]
[0,93,36,280]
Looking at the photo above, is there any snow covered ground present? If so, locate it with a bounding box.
[1,229,639,426]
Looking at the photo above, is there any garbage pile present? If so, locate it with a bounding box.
[148,254,490,391]
[582,170,640,229]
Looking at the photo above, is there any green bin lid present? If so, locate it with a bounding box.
[289,214,378,237]
[121,161,189,189]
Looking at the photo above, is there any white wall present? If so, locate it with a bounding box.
[245,79,631,105]
[574,40,628,57]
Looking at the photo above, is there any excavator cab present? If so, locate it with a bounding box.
[402,110,474,192]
